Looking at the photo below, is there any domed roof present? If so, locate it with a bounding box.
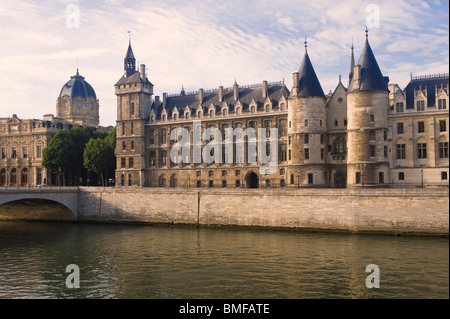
[59,69,96,100]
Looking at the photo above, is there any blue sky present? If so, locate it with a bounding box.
[0,0,448,126]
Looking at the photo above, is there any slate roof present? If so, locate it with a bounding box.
[349,38,389,92]
[59,69,97,100]
[404,75,449,109]
[152,82,289,120]
[297,51,325,97]
[115,72,153,86]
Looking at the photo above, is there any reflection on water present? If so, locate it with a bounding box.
[0,221,448,299]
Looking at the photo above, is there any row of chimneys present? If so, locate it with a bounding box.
[153,80,270,107]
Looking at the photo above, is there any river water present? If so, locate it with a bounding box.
[0,221,448,299]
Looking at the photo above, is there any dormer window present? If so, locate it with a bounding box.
[280,103,286,111]
[236,108,241,115]
[265,104,270,112]
[162,114,166,121]
[396,102,404,112]
[209,110,214,118]
[173,113,178,121]
[251,106,255,114]
[197,111,202,118]
[223,109,227,116]
[417,100,425,111]
[438,99,447,110]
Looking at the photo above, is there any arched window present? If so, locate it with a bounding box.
[236,107,241,115]
[162,114,166,121]
[159,175,166,187]
[251,106,255,114]
[223,108,227,116]
[265,104,270,112]
[333,137,346,154]
[210,110,214,118]
[198,111,202,118]
[173,113,178,121]
[280,103,286,111]
[170,174,177,187]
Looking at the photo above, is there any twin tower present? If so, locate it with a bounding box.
[115,31,390,188]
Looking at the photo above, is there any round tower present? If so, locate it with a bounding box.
[347,30,390,187]
[287,41,328,187]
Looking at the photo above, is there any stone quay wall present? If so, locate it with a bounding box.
[77,187,449,235]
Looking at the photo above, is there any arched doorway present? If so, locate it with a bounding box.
[10,168,17,186]
[170,174,177,187]
[0,169,5,186]
[334,170,347,188]
[21,168,28,186]
[246,171,259,188]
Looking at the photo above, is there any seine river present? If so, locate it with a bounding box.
[0,221,448,299]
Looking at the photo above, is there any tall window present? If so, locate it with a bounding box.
[37,146,42,158]
[23,147,28,158]
[418,121,425,133]
[418,143,427,159]
[251,106,255,114]
[370,145,376,157]
[439,142,449,159]
[1,148,6,159]
[396,102,404,113]
[396,144,406,159]
[121,158,126,168]
[416,100,425,111]
[356,172,361,184]
[333,137,346,154]
[236,108,241,115]
[397,123,404,134]
[304,148,309,160]
[36,168,42,185]
[130,122,134,135]
[304,133,309,144]
[308,173,313,185]
[281,145,287,162]
[369,130,376,140]
[440,120,447,132]
[131,102,135,116]
[161,129,167,144]
[161,150,167,166]
[129,158,134,168]
[438,99,447,110]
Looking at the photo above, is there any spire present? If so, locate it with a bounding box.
[124,38,136,77]
[297,44,325,97]
[348,40,355,87]
[304,37,308,53]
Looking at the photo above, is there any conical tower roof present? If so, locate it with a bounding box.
[125,40,135,59]
[297,44,325,97]
[350,31,388,91]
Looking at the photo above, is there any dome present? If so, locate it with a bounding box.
[59,69,96,100]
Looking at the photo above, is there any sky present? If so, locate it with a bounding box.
[0,0,448,127]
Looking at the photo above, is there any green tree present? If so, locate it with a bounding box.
[42,130,76,186]
[69,126,94,185]
[83,130,115,186]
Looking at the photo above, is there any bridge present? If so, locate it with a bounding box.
[0,187,79,221]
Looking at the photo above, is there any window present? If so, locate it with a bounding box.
[131,102,135,116]
[333,137,346,154]
[418,121,425,133]
[442,172,448,180]
[304,148,309,160]
[369,130,375,140]
[417,100,425,111]
[320,134,325,144]
[161,129,167,144]
[122,123,125,135]
[236,108,241,115]
[266,105,270,112]
[281,145,287,162]
[290,174,294,185]
[396,144,406,160]
[418,143,427,159]
[289,149,291,161]
[356,172,361,184]
[1,148,6,159]
[304,134,309,144]
[396,102,404,113]
[308,173,313,185]
[370,114,374,122]
[23,147,28,158]
[12,148,17,158]
[121,158,126,168]
[223,109,227,116]
[222,180,227,188]
[37,146,42,158]
[320,120,322,126]
[438,99,447,110]
[128,174,132,186]
[235,180,240,187]
[344,119,347,126]
[439,142,448,159]
[399,172,405,181]
[196,171,201,177]
[129,158,134,168]
[173,113,178,121]
[161,150,168,166]
[209,181,213,188]
[251,106,255,114]
[235,170,240,176]
[370,145,376,157]
[280,103,286,111]
[335,120,338,127]
[321,148,324,160]
[384,146,388,159]
[440,120,447,132]
[280,120,286,127]
[305,119,308,127]
[130,122,134,135]
[280,179,285,187]
[209,110,214,118]
[383,130,387,141]
[131,141,135,150]
[121,174,125,187]
[122,141,126,151]
[397,123,404,134]
[209,170,213,177]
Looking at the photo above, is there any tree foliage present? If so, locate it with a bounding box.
[42,130,76,184]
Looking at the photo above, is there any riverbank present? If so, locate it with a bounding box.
[77,187,449,236]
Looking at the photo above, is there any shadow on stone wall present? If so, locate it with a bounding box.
[0,198,76,221]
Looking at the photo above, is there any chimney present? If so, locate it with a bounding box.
[163,93,167,107]
[262,80,268,99]
[140,64,146,80]
[233,81,239,101]
[199,88,204,104]
[218,86,224,102]
[292,72,299,96]
[154,95,160,107]
[353,65,361,90]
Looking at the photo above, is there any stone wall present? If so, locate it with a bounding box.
[78,187,449,235]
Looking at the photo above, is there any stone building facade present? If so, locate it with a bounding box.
[114,33,448,189]
[0,70,100,186]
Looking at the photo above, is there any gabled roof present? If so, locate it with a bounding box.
[297,51,325,97]
[404,75,449,109]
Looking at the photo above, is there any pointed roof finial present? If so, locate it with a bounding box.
[304,37,308,53]
[128,30,131,43]
[365,26,369,41]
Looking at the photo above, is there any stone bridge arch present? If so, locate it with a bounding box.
[0,187,78,221]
